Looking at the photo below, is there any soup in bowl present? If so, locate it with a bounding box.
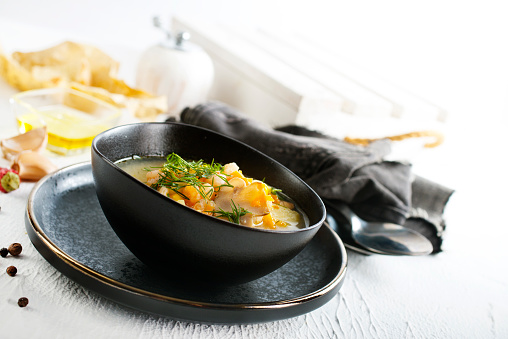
[91,122,326,285]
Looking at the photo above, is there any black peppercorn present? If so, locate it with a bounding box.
[0,247,7,257]
[6,265,17,277]
[8,243,22,256]
[17,297,28,307]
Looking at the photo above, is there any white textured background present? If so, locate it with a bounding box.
[1,1,508,338]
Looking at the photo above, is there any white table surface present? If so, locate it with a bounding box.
[1,8,508,339]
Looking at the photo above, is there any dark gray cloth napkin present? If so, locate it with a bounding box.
[177,101,454,253]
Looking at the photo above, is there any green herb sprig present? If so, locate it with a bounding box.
[152,153,232,200]
[270,187,282,195]
[209,200,250,224]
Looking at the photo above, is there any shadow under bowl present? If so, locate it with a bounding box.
[91,122,326,285]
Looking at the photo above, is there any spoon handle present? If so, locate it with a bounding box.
[324,201,355,225]
[324,200,373,255]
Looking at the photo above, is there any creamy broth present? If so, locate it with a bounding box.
[116,155,308,231]
[116,156,165,182]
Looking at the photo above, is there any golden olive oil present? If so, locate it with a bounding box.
[16,105,110,155]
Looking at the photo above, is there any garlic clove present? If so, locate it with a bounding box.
[11,151,58,181]
[1,127,48,160]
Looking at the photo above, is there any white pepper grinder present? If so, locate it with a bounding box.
[136,17,214,118]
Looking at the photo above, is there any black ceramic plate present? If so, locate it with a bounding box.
[25,162,347,324]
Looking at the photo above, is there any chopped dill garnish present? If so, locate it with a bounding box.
[209,200,250,224]
[153,153,232,200]
[270,187,282,194]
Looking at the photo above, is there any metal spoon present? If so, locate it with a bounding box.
[326,202,433,256]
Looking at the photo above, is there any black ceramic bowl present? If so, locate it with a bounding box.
[91,122,326,285]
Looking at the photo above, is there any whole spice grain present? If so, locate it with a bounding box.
[0,168,20,193]
[0,247,8,257]
[6,265,17,277]
[17,297,28,307]
[8,243,22,256]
